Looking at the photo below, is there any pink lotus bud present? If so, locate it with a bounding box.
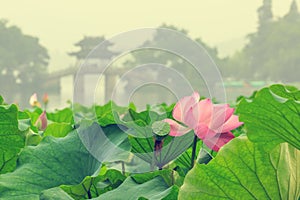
[43,93,49,105]
[35,111,47,131]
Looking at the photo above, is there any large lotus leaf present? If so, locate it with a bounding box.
[77,122,131,163]
[0,130,101,199]
[0,104,25,174]
[124,108,166,125]
[178,137,300,199]
[47,108,74,124]
[40,188,74,200]
[115,109,193,169]
[60,168,126,199]
[268,84,300,100]
[43,122,73,138]
[95,176,178,200]
[22,107,43,126]
[0,95,4,104]
[95,101,128,126]
[237,84,300,150]
[72,103,97,121]
[175,139,204,173]
[129,133,194,170]
[131,168,184,187]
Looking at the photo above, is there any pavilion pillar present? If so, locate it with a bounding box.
[104,72,118,103]
[73,74,85,104]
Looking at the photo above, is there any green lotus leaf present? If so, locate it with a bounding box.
[179,137,300,199]
[0,131,101,199]
[0,104,25,174]
[95,177,178,200]
[237,84,300,150]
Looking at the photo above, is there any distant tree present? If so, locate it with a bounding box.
[257,0,273,28]
[0,20,49,103]
[220,51,249,79]
[69,36,117,60]
[264,1,300,81]
[284,0,300,21]
[123,24,191,69]
[122,24,222,100]
[223,0,300,82]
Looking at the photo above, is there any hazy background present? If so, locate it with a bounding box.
[1,0,296,69]
[0,0,299,109]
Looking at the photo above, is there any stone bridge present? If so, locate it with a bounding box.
[46,63,127,106]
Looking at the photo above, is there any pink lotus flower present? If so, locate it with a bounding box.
[35,111,48,131]
[164,92,243,151]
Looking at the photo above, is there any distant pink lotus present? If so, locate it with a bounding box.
[35,111,48,131]
[164,92,243,151]
[29,93,41,108]
[43,93,49,105]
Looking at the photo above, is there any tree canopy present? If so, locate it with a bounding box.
[122,24,221,96]
[0,20,49,103]
[222,0,300,82]
[69,36,117,60]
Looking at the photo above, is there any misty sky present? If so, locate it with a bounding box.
[0,0,297,70]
